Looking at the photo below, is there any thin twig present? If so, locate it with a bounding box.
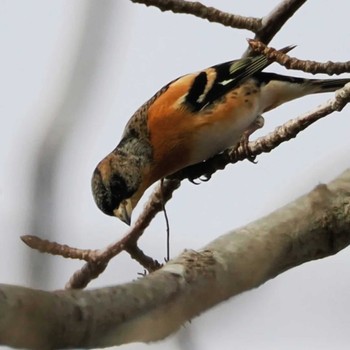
[131,0,261,32]
[124,243,162,272]
[20,235,97,261]
[65,179,180,289]
[249,40,350,75]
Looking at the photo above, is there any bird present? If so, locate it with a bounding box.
[91,47,350,225]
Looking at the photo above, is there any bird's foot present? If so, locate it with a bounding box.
[234,115,264,163]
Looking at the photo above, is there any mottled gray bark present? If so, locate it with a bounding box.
[1,170,350,349]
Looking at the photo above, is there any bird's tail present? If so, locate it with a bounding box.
[259,72,350,93]
[307,77,350,93]
[258,72,350,113]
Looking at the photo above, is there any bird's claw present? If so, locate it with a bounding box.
[239,135,257,163]
[188,173,211,184]
[235,115,264,163]
[231,134,256,163]
[189,178,201,185]
[200,174,211,182]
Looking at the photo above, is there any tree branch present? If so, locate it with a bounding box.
[256,0,307,44]
[2,169,350,349]
[249,39,350,75]
[130,0,261,31]
[241,0,307,56]
[64,179,180,289]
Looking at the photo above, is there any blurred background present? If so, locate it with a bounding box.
[1,1,350,349]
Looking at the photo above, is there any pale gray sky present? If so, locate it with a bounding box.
[1,1,350,349]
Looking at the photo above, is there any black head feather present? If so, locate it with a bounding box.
[91,167,135,217]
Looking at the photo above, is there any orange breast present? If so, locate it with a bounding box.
[146,75,195,179]
[147,77,261,180]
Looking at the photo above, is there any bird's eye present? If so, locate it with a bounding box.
[109,174,129,202]
[92,169,127,216]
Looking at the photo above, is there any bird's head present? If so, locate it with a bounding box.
[91,152,145,225]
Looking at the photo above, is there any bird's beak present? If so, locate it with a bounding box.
[113,199,133,225]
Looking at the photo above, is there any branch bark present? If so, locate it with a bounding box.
[2,170,350,349]
[130,0,261,31]
[255,0,307,43]
[131,0,308,56]
[249,39,350,75]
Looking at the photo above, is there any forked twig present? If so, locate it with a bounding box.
[254,0,307,45]
[65,179,180,289]
[131,0,307,50]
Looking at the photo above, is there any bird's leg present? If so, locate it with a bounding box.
[233,115,265,163]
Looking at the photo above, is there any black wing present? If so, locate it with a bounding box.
[185,45,295,112]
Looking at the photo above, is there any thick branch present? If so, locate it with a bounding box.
[2,170,350,349]
[256,0,307,43]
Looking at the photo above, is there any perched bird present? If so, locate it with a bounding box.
[92,48,350,225]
